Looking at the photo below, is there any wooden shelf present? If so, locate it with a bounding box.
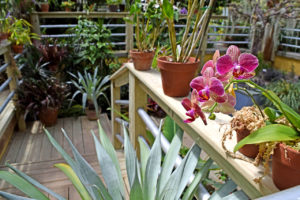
[111,63,279,198]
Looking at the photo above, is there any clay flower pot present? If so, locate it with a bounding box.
[0,33,10,41]
[157,56,199,97]
[41,3,49,12]
[236,129,259,158]
[65,7,71,12]
[39,107,59,126]
[272,143,300,190]
[12,44,24,54]
[130,50,155,71]
[85,107,101,121]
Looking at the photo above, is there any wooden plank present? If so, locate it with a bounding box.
[63,117,73,155]
[0,115,16,163]
[128,72,147,155]
[30,13,41,35]
[15,127,33,163]
[81,116,96,155]
[114,71,129,88]
[35,11,130,19]
[27,131,43,162]
[68,185,82,200]
[51,118,64,160]
[40,125,55,162]
[111,82,122,149]
[72,117,84,155]
[125,16,134,52]
[99,114,112,142]
[123,63,278,198]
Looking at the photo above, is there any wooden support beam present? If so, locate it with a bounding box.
[111,82,122,149]
[129,72,147,155]
[125,16,134,53]
[30,13,41,35]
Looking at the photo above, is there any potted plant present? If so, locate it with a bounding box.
[39,0,50,12]
[39,40,66,72]
[16,62,68,126]
[9,18,40,53]
[106,0,121,12]
[125,0,165,71]
[0,13,12,41]
[61,0,75,12]
[68,67,110,120]
[182,45,300,190]
[157,0,216,97]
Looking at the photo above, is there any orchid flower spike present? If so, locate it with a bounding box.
[181,89,207,125]
[216,45,259,80]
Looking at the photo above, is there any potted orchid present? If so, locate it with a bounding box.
[158,0,216,97]
[126,0,165,71]
[61,0,75,12]
[182,45,300,191]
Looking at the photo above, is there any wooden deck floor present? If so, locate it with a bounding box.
[0,114,129,199]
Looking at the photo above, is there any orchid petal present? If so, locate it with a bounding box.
[181,98,192,111]
[213,50,220,66]
[198,87,210,102]
[212,93,228,103]
[227,94,236,106]
[190,76,206,91]
[216,55,234,75]
[191,89,199,105]
[194,104,207,125]
[201,61,215,78]
[209,77,225,96]
[226,45,240,63]
[184,118,195,123]
[238,53,259,72]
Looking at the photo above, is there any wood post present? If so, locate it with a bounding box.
[4,48,26,131]
[129,72,147,155]
[111,81,122,149]
[30,13,41,35]
[125,16,134,53]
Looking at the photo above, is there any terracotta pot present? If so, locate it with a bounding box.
[85,107,101,121]
[236,129,259,158]
[0,33,10,41]
[12,44,24,54]
[108,5,118,12]
[65,7,71,12]
[39,107,59,126]
[272,143,300,190]
[41,3,49,12]
[130,50,154,71]
[157,56,199,97]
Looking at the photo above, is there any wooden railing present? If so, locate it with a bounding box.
[0,41,25,160]
[110,63,279,199]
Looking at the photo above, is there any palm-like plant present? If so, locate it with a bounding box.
[0,121,213,200]
[68,67,110,116]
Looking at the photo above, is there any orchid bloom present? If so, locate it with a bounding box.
[181,89,207,125]
[216,45,259,80]
[190,61,227,103]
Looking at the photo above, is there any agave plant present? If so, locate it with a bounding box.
[68,67,110,116]
[0,120,214,200]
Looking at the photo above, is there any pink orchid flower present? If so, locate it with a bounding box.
[181,89,207,125]
[216,45,259,80]
[201,93,236,114]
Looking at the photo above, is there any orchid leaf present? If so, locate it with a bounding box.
[263,107,279,123]
[234,124,300,152]
[162,0,173,19]
[263,90,300,129]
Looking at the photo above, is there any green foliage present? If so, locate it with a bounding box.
[163,116,182,142]
[9,18,40,45]
[68,67,110,116]
[125,0,165,51]
[106,0,122,5]
[0,121,211,200]
[255,53,271,74]
[69,18,114,74]
[264,80,300,113]
[61,0,75,8]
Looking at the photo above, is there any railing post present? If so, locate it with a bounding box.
[125,15,134,54]
[30,13,41,35]
[129,72,147,155]
[4,49,26,131]
[111,81,122,149]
